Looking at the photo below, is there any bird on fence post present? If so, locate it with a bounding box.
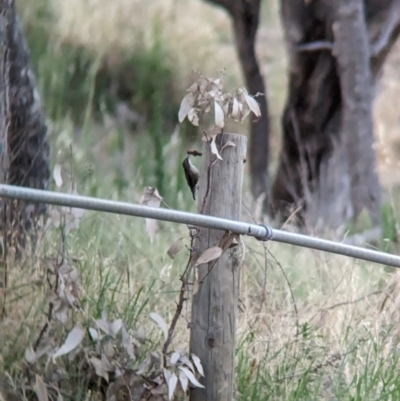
[182,156,199,200]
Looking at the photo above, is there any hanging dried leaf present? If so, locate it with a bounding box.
[90,357,109,382]
[53,326,84,359]
[140,187,163,208]
[199,77,210,94]
[167,373,178,400]
[214,101,224,128]
[167,237,184,259]
[34,375,49,401]
[53,164,63,188]
[243,88,261,117]
[150,312,168,341]
[140,187,163,242]
[213,77,223,90]
[195,246,223,266]
[231,97,240,119]
[179,369,189,392]
[179,355,195,372]
[240,103,251,123]
[218,232,240,252]
[186,82,199,93]
[178,93,195,122]
[221,140,236,153]
[208,84,219,99]
[188,108,200,126]
[210,137,223,161]
[178,366,204,388]
[191,354,204,377]
[170,351,180,366]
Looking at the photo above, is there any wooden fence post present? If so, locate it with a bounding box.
[190,133,247,401]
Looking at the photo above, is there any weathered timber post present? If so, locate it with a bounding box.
[190,133,247,401]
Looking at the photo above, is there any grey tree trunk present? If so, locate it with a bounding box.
[271,0,400,232]
[0,0,50,255]
[204,0,270,202]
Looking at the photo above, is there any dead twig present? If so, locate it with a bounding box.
[162,227,196,363]
[323,290,383,312]
[33,219,66,351]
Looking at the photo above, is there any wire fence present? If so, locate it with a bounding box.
[1,184,400,268]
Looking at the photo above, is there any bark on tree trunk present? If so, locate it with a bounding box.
[204,0,270,202]
[271,0,400,232]
[0,0,50,255]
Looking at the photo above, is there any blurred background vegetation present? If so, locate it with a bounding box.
[1,0,400,399]
[17,0,400,215]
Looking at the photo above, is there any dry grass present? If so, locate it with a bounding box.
[50,0,240,86]
[3,0,400,399]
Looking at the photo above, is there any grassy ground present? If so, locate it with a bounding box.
[1,0,400,399]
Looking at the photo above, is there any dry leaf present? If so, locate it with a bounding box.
[168,373,178,400]
[150,312,168,341]
[178,93,195,122]
[136,354,151,375]
[178,366,204,388]
[110,319,123,337]
[53,326,84,359]
[90,357,109,382]
[188,108,200,126]
[121,326,135,359]
[221,140,236,152]
[179,355,195,372]
[25,346,36,363]
[101,354,114,371]
[239,103,251,122]
[179,370,189,392]
[218,232,240,252]
[96,318,111,335]
[231,97,240,119]
[163,368,171,382]
[88,328,98,342]
[34,375,48,401]
[170,352,180,365]
[191,354,204,377]
[140,187,163,207]
[214,101,224,128]
[210,137,223,161]
[243,88,261,117]
[213,77,223,90]
[134,326,146,344]
[186,82,199,93]
[140,187,162,242]
[167,237,184,259]
[53,164,63,188]
[195,246,223,266]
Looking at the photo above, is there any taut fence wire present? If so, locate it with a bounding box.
[1,184,400,268]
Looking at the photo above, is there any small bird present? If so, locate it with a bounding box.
[182,156,199,200]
